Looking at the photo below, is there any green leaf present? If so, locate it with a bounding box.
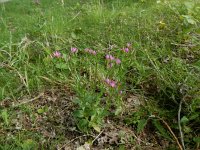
[152,119,172,140]
[92,124,101,132]
[62,53,68,60]
[184,2,195,11]
[77,119,89,132]
[183,126,192,133]
[55,63,68,69]
[193,137,200,143]
[37,108,44,114]
[119,145,125,150]
[115,106,122,115]
[1,109,9,126]
[180,116,189,124]
[182,15,197,25]
[22,139,36,150]
[73,110,84,118]
[193,60,200,69]
[137,119,147,133]
[189,114,199,120]
[71,32,77,39]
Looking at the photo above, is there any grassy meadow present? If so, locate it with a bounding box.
[0,0,200,149]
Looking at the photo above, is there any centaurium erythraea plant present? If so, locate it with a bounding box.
[105,78,117,88]
[105,54,115,60]
[85,48,97,55]
[71,47,78,53]
[122,47,129,53]
[52,51,61,58]
[115,58,121,64]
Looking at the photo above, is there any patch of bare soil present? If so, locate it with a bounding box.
[0,86,170,149]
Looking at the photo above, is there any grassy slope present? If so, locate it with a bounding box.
[0,0,200,149]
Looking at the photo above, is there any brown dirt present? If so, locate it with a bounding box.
[0,86,172,149]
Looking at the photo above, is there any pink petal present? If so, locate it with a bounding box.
[92,50,96,55]
[71,47,78,53]
[115,58,121,64]
[110,81,116,88]
[105,54,110,60]
[105,79,111,84]
[124,48,129,53]
[105,54,115,60]
[88,49,93,53]
[53,51,61,58]
[110,55,115,60]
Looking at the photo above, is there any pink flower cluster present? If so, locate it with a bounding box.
[105,54,115,60]
[103,43,132,91]
[85,48,97,55]
[115,58,121,64]
[105,78,117,88]
[52,47,78,58]
[122,47,129,53]
[121,43,131,53]
[105,78,123,94]
[71,47,78,53]
[105,54,121,66]
[52,51,61,58]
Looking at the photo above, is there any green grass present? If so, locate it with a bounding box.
[0,0,200,149]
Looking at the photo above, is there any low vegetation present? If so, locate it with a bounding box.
[0,0,199,149]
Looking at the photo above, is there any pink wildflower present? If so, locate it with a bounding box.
[105,54,110,60]
[105,78,111,84]
[52,51,61,58]
[110,55,115,60]
[71,47,78,53]
[110,80,117,88]
[105,78,117,88]
[88,49,92,53]
[105,54,115,60]
[122,47,129,53]
[124,47,129,53]
[88,49,96,55]
[115,58,121,64]
[91,50,97,55]
[85,48,97,55]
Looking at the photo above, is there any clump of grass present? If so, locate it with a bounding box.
[0,0,200,149]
